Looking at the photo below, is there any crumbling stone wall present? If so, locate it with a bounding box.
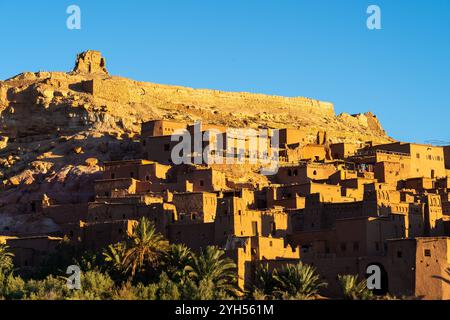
[73,50,108,74]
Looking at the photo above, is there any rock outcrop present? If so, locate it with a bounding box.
[73,50,108,75]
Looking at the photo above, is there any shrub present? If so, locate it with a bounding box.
[273,262,327,300]
[338,274,373,300]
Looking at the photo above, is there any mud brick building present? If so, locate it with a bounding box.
[6,118,450,299]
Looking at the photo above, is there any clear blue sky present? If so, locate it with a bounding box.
[1,0,449,143]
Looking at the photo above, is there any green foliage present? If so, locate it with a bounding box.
[123,217,169,278]
[251,289,269,301]
[74,250,104,273]
[0,272,26,300]
[25,276,70,300]
[0,216,335,301]
[36,238,90,278]
[161,244,193,284]
[179,277,234,300]
[70,271,115,300]
[338,274,373,300]
[253,264,278,297]
[249,262,328,300]
[132,282,158,300]
[154,272,181,300]
[186,246,239,297]
[103,242,128,282]
[0,217,242,300]
[110,282,137,300]
[0,244,14,273]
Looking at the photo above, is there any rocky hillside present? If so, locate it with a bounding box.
[0,51,392,229]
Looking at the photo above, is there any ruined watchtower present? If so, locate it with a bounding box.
[73,50,108,75]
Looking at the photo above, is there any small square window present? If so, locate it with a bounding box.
[424,249,431,257]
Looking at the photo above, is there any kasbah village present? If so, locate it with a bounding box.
[0,51,449,300]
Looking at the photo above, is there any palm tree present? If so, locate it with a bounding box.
[186,246,238,296]
[0,244,14,272]
[162,244,193,284]
[273,262,327,299]
[338,274,373,300]
[253,263,278,297]
[103,242,128,276]
[123,217,169,277]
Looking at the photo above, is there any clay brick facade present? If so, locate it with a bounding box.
[7,120,450,299]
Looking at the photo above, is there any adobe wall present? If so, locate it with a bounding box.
[303,238,450,299]
[301,255,361,296]
[373,240,416,297]
[86,78,131,102]
[426,197,445,237]
[409,144,446,178]
[86,201,174,236]
[374,161,402,185]
[414,237,450,299]
[173,192,217,223]
[94,178,137,197]
[43,203,88,224]
[142,120,187,138]
[271,182,341,203]
[103,161,170,182]
[271,195,306,210]
[299,144,330,161]
[275,163,337,185]
[444,146,450,169]
[78,220,136,251]
[371,143,446,179]
[253,236,300,261]
[278,128,307,146]
[143,138,170,165]
[7,237,63,269]
[81,75,335,118]
[330,143,357,160]
[168,223,215,251]
[185,169,227,192]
